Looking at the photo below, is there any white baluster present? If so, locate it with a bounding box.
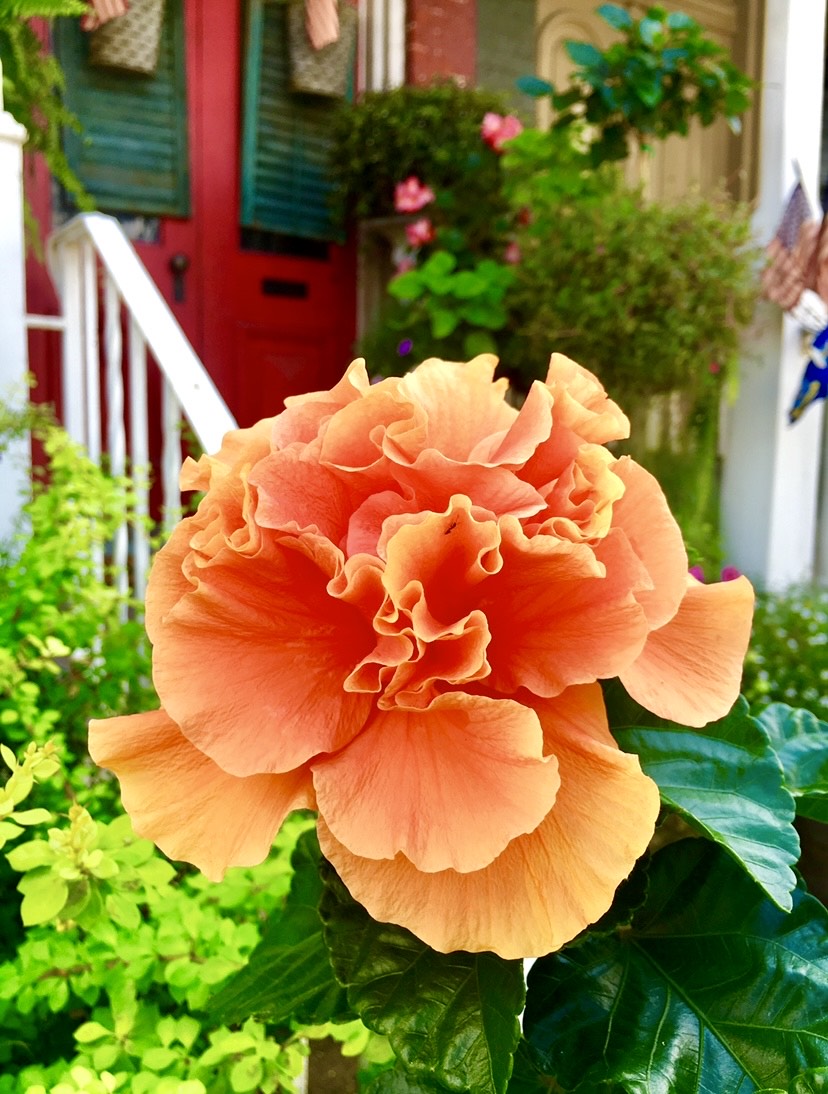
[128,316,151,600]
[104,275,129,611]
[82,241,101,464]
[58,240,87,450]
[161,377,182,535]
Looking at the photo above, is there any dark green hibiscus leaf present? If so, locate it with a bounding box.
[758,1067,828,1092]
[615,697,799,910]
[505,1040,558,1093]
[756,704,828,822]
[524,841,828,1093]
[207,830,351,1026]
[366,1066,454,1093]
[319,862,525,1094]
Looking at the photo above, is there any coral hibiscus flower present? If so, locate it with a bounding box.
[89,355,753,959]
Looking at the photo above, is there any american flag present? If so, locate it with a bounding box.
[775,181,813,250]
[761,182,824,312]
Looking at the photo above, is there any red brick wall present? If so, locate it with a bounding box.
[406,0,477,85]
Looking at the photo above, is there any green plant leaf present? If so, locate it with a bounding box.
[207,830,350,1026]
[597,4,633,30]
[524,840,828,1093]
[429,306,460,338]
[6,838,57,872]
[17,867,68,925]
[366,1067,451,1093]
[614,698,799,910]
[565,41,605,70]
[389,272,424,302]
[451,271,486,299]
[759,1068,828,1093]
[756,704,828,822]
[319,861,525,1094]
[463,331,498,358]
[515,75,554,98]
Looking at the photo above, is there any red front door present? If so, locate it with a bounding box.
[134,0,357,429]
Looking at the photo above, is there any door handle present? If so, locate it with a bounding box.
[169,253,190,303]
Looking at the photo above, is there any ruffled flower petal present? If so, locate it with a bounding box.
[89,709,314,881]
[313,692,559,874]
[318,684,659,957]
[151,535,374,776]
[620,574,755,727]
[611,457,688,629]
[483,519,649,695]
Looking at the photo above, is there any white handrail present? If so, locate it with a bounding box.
[46,212,238,598]
[48,212,236,455]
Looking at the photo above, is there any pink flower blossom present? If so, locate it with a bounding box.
[405,217,435,248]
[504,241,521,265]
[394,176,436,214]
[395,255,417,274]
[481,112,524,152]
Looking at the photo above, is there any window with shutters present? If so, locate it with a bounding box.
[54,2,190,217]
[240,0,344,242]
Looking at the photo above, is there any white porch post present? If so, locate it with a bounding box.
[721,0,827,590]
[0,60,30,541]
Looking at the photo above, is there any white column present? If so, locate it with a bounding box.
[0,62,30,541]
[721,0,827,591]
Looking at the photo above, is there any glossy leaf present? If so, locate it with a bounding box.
[207,830,350,1026]
[614,698,799,910]
[759,1068,828,1092]
[756,704,828,822]
[565,41,605,70]
[515,75,554,99]
[366,1068,451,1093]
[320,862,525,1094]
[524,841,828,1093]
[597,3,633,30]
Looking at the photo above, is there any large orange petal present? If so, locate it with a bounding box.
[313,693,558,874]
[483,520,649,696]
[318,684,659,958]
[151,535,374,776]
[620,574,755,727]
[396,356,516,463]
[249,445,358,547]
[89,709,313,881]
[544,353,630,443]
[610,457,688,629]
[179,415,276,492]
[271,358,371,448]
[145,516,197,645]
[320,379,423,477]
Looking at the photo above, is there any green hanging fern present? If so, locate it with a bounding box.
[0,2,93,243]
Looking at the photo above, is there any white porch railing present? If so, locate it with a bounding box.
[45,212,237,598]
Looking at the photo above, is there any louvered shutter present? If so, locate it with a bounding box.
[54,2,189,217]
[240,0,343,241]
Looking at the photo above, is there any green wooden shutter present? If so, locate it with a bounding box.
[241,0,343,241]
[55,2,189,217]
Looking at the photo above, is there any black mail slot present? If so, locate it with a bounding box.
[261,278,308,298]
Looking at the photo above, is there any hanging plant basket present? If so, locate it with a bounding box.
[287,1,357,98]
[89,0,166,76]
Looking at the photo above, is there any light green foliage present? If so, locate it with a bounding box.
[0,413,154,800]
[0,744,319,1093]
[519,3,753,164]
[743,586,828,719]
